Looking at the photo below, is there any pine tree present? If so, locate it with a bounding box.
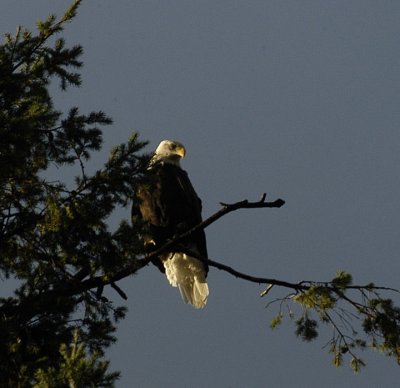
[0,1,146,385]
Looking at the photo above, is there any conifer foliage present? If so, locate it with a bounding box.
[0,1,146,385]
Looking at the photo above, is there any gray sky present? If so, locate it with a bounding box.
[2,1,400,387]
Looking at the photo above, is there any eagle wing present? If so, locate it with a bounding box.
[132,163,209,308]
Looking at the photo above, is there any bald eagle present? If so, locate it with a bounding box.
[132,140,209,309]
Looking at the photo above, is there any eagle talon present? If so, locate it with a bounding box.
[143,240,157,253]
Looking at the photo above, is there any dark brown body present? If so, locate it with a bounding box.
[132,163,208,274]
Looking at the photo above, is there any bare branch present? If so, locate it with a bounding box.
[111,282,128,300]
[206,256,306,290]
[140,194,286,268]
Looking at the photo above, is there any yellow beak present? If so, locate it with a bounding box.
[175,145,186,158]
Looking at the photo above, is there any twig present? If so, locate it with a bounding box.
[111,282,128,300]
[75,149,87,187]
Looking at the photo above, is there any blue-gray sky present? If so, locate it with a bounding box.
[2,1,400,387]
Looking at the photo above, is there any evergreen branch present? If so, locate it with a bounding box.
[2,194,396,318]
[0,195,285,319]
[323,310,364,368]
[9,26,21,63]
[11,0,82,72]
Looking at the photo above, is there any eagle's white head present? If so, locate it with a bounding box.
[149,140,186,167]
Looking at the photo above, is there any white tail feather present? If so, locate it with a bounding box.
[162,253,209,309]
